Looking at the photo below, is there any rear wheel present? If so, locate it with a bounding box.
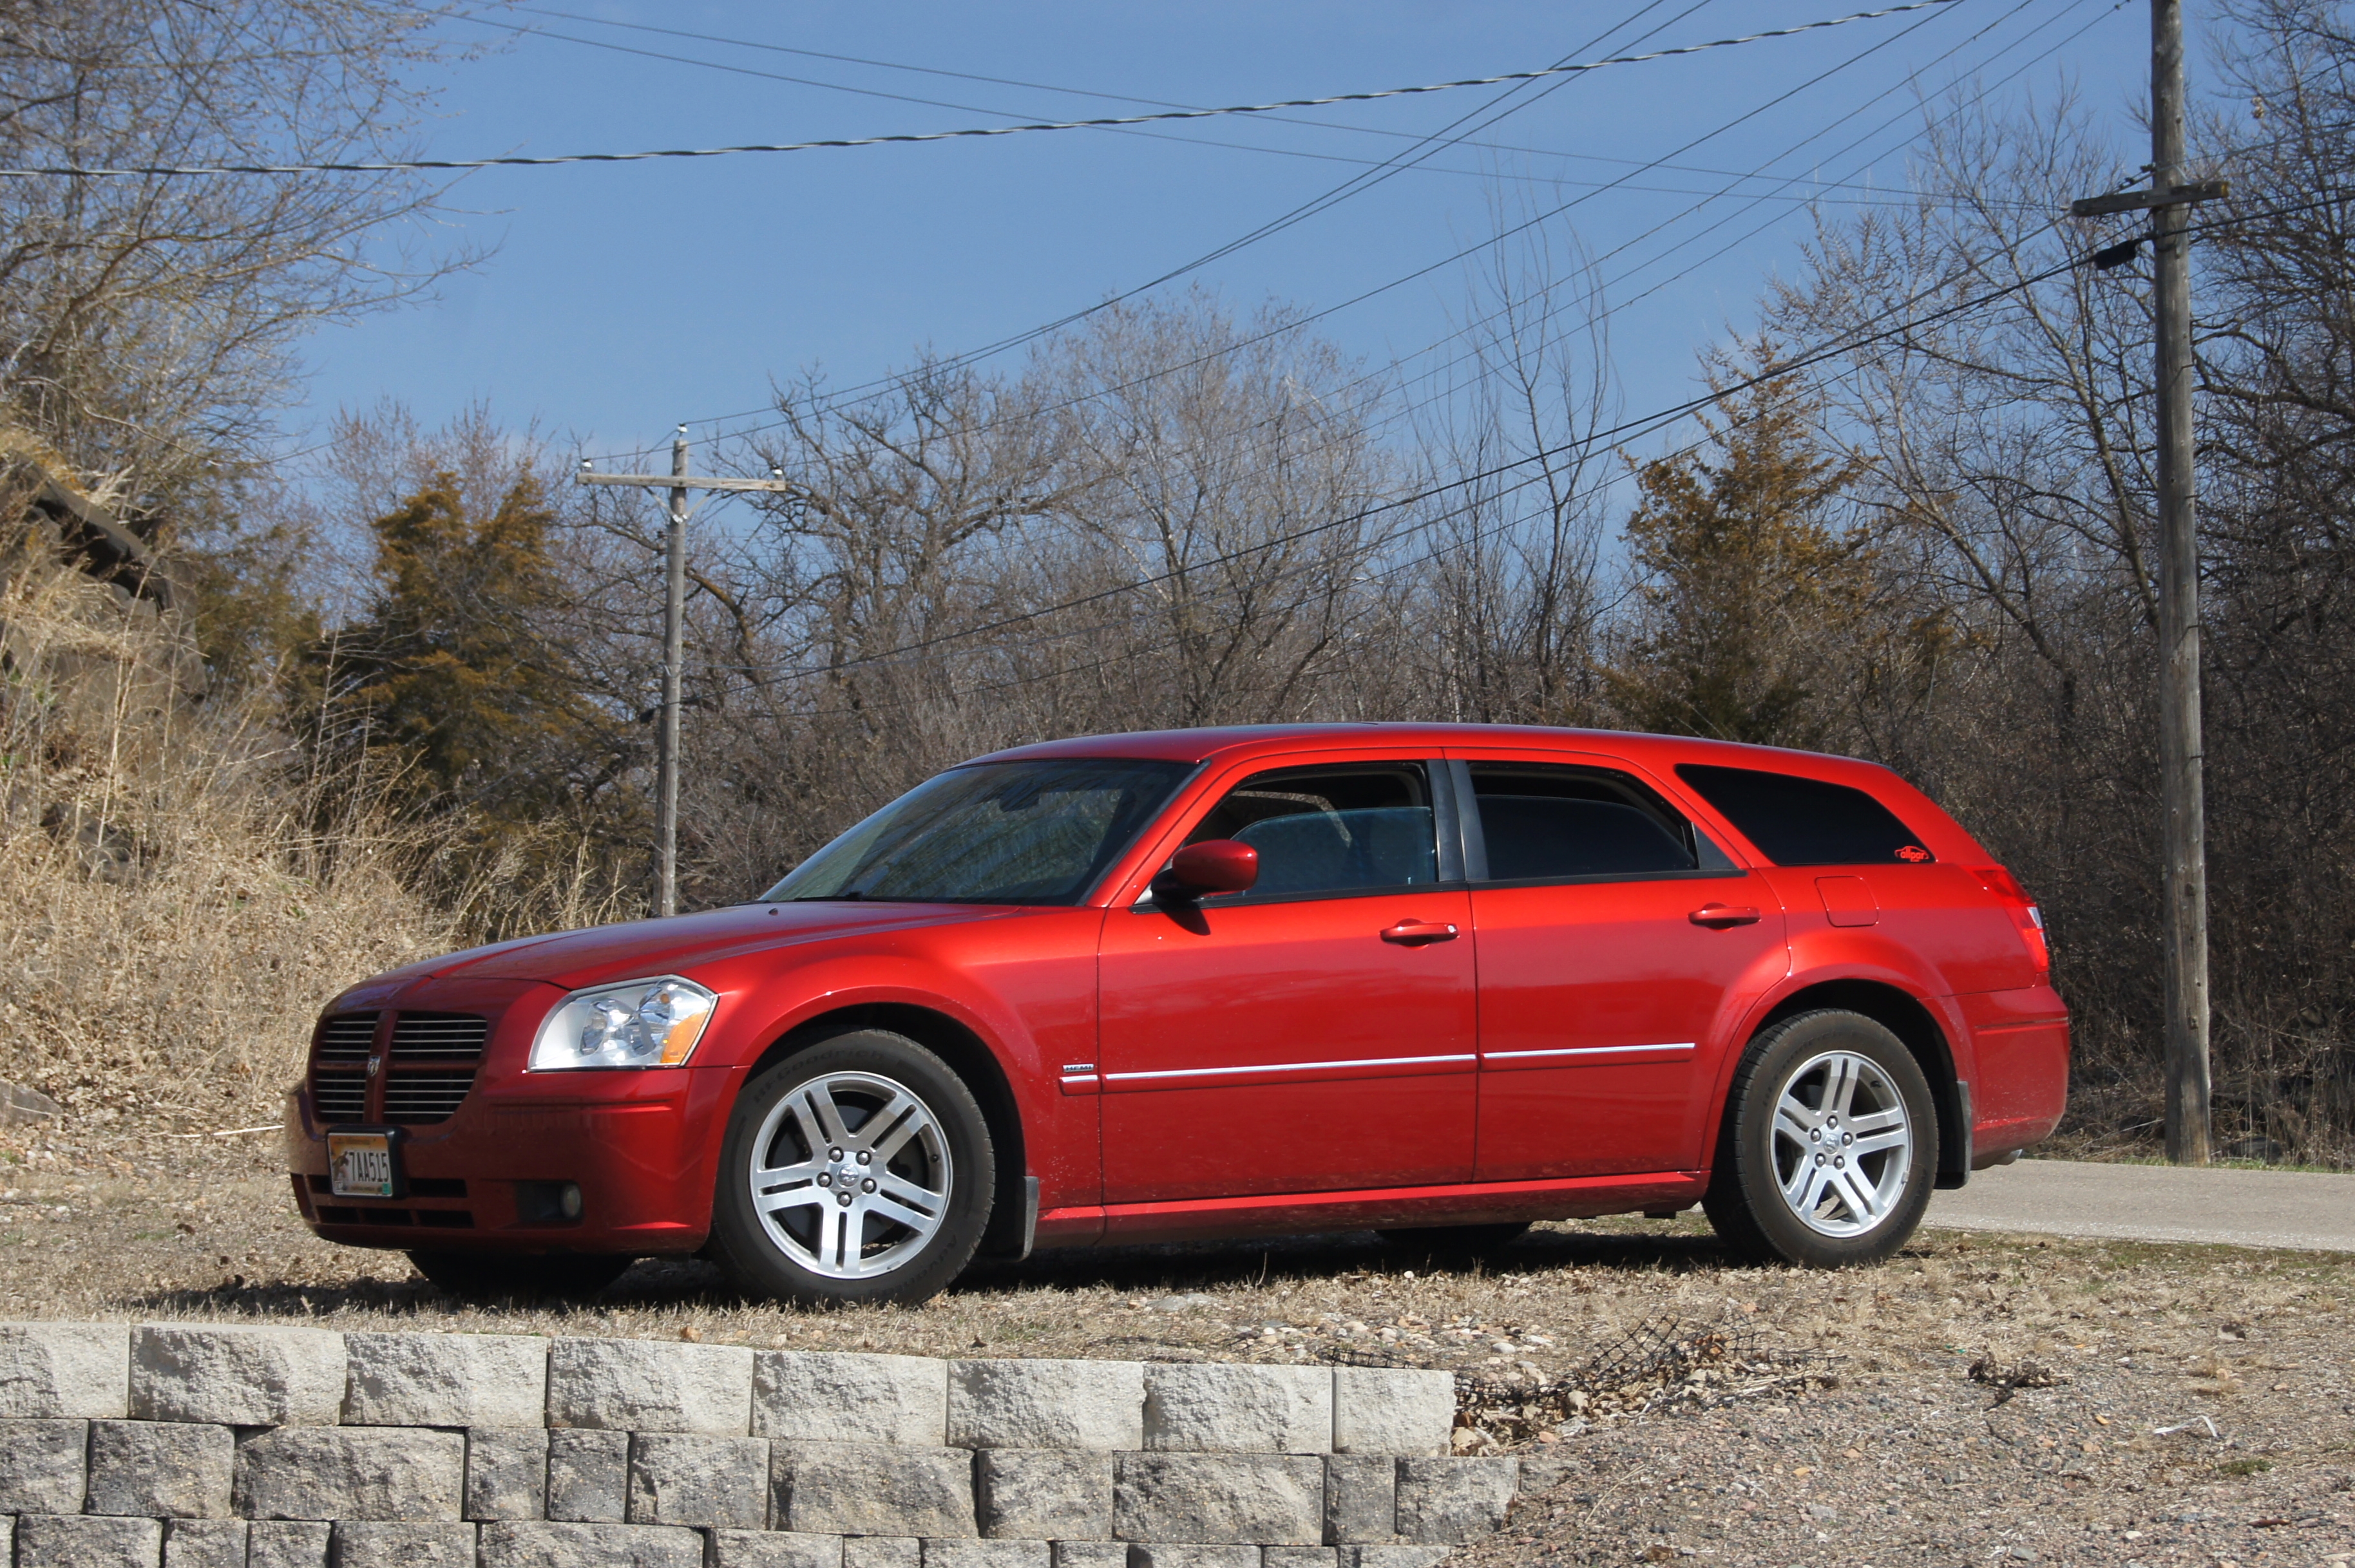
[710,1028,993,1305]
[407,1250,633,1299]
[1703,1009,1936,1267]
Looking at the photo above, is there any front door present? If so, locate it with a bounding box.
[1459,753,1790,1182]
[1098,758,1477,1205]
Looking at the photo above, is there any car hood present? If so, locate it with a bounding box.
[345,902,1011,1001]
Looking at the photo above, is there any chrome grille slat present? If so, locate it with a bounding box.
[312,1077,368,1122]
[384,1012,487,1125]
[383,1070,476,1124]
[390,1012,489,1062]
[311,1011,377,1124]
[314,1012,378,1063]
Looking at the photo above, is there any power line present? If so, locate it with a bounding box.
[0,1,1961,178]
[515,0,2047,205]
[592,0,1978,466]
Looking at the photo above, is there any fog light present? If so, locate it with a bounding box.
[515,1180,585,1225]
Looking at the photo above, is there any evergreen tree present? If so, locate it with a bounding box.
[1608,365,1869,747]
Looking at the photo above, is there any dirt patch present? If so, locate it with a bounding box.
[5,1121,2352,1564]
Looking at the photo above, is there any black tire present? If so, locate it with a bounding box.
[1377,1222,1533,1254]
[710,1028,993,1306]
[407,1250,633,1299]
[1702,1009,1938,1268]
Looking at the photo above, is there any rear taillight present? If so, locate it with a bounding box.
[1972,867,2051,981]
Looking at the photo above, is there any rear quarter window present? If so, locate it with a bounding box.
[1674,763,1934,867]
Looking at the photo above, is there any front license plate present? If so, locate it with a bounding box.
[328,1132,398,1198]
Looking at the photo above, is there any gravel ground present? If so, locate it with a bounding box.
[5,1119,2351,1566]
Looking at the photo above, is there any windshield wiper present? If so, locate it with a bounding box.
[792,891,866,901]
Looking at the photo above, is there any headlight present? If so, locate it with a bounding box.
[528,976,718,1071]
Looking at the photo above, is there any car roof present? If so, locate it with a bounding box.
[971,723,1988,873]
[973,722,1871,777]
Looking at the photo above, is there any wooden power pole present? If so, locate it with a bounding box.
[2070,0,2226,1164]
[579,427,792,918]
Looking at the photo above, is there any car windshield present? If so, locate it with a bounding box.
[762,758,1193,905]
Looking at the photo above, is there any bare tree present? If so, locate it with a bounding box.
[0,0,493,510]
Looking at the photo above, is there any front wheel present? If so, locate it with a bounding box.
[1703,1010,1936,1267]
[710,1028,993,1305]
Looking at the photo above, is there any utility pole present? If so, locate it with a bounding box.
[579,428,792,918]
[2070,0,2226,1164]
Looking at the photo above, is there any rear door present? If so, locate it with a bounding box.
[1096,756,1477,1204]
[1454,751,1789,1181]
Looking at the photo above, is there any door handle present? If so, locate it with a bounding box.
[1689,904,1762,929]
[1380,918,1460,945]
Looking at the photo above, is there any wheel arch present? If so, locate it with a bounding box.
[1751,979,1969,1187]
[744,1001,1032,1258]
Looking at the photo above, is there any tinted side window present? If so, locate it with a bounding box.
[1469,764,1717,881]
[1674,764,1934,867]
[1187,764,1437,896]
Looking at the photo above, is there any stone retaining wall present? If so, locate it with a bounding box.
[0,1325,1530,1568]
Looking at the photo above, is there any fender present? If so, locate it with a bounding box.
[685,908,1106,1216]
[1692,940,1976,1173]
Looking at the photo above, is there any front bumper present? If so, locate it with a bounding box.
[286,1046,738,1258]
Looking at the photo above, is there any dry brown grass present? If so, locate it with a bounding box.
[0,550,452,1127]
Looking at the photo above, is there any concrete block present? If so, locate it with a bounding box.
[756,1351,947,1446]
[1340,1550,1449,1568]
[1144,1365,1330,1455]
[921,1544,1051,1568]
[0,1417,88,1513]
[947,1361,1142,1452]
[130,1325,345,1427]
[163,1520,247,1568]
[0,1322,129,1417]
[545,1337,753,1435]
[466,1427,549,1522]
[86,1419,235,1518]
[976,1450,1111,1540]
[1047,1547,1125,1568]
[246,1522,332,1568]
[1126,1549,1256,1568]
[232,1427,466,1522]
[707,1531,844,1568]
[545,1428,628,1523]
[477,1522,703,1568]
[329,1523,477,1568]
[1392,1459,1516,1545]
[1265,1551,1342,1568]
[1112,1455,1322,1546]
[776,1442,976,1538]
[1321,1455,1395,1546]
[1328,1370,1453,1459]
[344,1333,548,1428]
[625,1431,767,1529]
[841,1542,920,1568]
[15,1514,162,1568]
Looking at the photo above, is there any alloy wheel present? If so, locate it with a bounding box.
[1769,1049,1914,1238]
[747,1070,953,1279]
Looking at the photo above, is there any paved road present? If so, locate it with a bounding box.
[1925,1157,2355,1252]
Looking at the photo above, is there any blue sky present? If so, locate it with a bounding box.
[296,0,2153,478]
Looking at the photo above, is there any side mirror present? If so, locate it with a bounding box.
[1156,839,1259,900]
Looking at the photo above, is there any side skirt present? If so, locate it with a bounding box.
[1038,1169,1708,1247]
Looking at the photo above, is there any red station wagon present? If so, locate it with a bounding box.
[287,724,2068,1302]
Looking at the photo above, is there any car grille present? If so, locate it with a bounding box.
[310,1012,376,1124]
[384,1011,488,1125]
